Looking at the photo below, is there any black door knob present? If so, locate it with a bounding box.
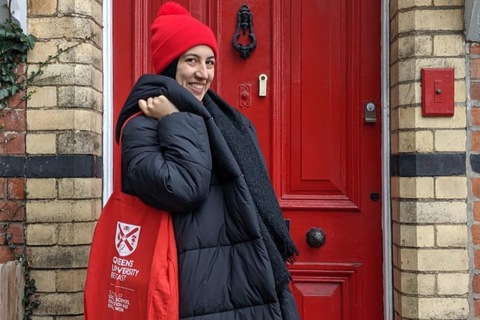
[306,227,327,248]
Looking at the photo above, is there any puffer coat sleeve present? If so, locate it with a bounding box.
[121,111,212,213]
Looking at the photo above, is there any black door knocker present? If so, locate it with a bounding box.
[232,4,257,60]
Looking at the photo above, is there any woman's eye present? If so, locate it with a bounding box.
[185,57,198,66]
[206,60,215,68]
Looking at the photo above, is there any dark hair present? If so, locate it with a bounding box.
[160,57,179,79]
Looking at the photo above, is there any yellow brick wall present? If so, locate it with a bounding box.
[25,0,103,317]
[390,0,470,319]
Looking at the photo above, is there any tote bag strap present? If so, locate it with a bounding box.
[119,111,144,145]
[116,111,143,192]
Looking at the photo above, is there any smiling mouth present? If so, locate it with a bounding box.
[188,83,205,94]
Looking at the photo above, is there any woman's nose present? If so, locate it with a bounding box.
[195,63,208,79]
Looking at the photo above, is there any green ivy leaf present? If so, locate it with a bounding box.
[25,34,36,49]
[0,27,17,38]
[9,85,18,96]
[0,88,9,100]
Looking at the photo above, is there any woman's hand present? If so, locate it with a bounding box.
[138,95,179,120]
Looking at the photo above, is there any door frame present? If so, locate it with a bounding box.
[101,0,393,318]
[102,0,114,202]
[380,0,392,318]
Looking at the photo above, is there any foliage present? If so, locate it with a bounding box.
[0,3,36,109]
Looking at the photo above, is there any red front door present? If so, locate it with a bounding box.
[112,1,383,319]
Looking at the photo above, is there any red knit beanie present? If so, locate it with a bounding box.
[150,2,218,74]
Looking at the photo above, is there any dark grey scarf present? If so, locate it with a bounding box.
[203,91,299,293]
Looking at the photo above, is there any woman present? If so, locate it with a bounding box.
[115,2,299,319]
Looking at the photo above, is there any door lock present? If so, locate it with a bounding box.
[364,102,377,123]
[259,74,268,97]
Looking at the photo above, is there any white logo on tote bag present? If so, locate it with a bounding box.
[115,222,141,257]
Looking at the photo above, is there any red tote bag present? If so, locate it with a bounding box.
[84,192,178,319]
[85,113,178,319]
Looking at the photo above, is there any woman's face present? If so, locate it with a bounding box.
[175,45,215,101]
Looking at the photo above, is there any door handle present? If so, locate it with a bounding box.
[232,4,257,59]
[306,227,327,248]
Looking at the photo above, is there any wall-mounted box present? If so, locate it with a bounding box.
[421,68,454,117]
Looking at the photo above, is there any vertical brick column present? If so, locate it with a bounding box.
[24,0,103,317]
[390,1,469,319]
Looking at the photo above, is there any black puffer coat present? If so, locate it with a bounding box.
[118,75,297,319]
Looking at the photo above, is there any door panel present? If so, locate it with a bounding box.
[291,263,359,320]
[279,0,383,318]
[284,0,369,210]
[113,0,383,318]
